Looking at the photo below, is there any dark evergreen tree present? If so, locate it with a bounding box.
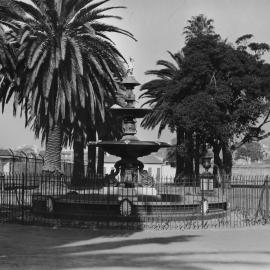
[142,14,270,179]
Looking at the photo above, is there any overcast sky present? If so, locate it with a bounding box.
[0,0,270,149]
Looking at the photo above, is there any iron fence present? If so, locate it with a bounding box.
[0,172,269,230]
[0,150,44,175]
[0,151,82,176]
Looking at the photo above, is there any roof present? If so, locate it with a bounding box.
[122,75,140,86]
[0,148,42,159]
[0,149,23,160]
[104,154,163,164]
[0,149,11,158]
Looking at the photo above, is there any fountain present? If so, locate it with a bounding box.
[32,65,229,226]
[95,72,169,187]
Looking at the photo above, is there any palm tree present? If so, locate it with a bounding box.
[183,14,215,43]
[141,51,183,134]
[0,0,134,173]
[140,51,186,177]
[0,24,18,112]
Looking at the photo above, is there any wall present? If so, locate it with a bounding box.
[232,164,270,176]
[104,162,163,181]
[104,162,176,181]
[161,164,176,179]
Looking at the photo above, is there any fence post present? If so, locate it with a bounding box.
[20,151,28,177]
[0,173,3,192]
[34,154,37,179]
[21,172,25,224]
[200,174,205,228]
[9,149,15,174]
[266,177,269,219]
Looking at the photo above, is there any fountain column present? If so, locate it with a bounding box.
[93,69,170,187]
[115,75,144,185]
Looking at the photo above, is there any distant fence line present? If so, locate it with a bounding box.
[1,153,270,230]
[0,173,270,229]
[232,164,270,176]
[0,151,44,175]
[0,151,76,176]
[2,151,270,177]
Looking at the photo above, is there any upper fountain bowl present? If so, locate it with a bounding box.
[93,140,170,158]
[110,106,151,118]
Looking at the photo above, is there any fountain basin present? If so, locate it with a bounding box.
[110,107,151,118]
[102,186,158,196]
[32,186,228,222]
[95,141,170,158]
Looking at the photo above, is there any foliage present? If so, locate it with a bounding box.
[0,0,135,174]
[140,51,183,136]
[172,33,270,147]
[141,14,270,177]
[235,142,264,162]
[183,14,215,43]
[0,0,134,143]
[0,24,18,112]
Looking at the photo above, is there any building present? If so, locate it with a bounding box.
[104,154,175,181]
[103,154,162,178]
[61,149,176,180]
[0,149,12,173]
[0,148,44,174]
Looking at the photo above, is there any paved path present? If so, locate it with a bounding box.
[1,224,270,270]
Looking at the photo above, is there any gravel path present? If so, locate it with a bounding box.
[1,224,270,269]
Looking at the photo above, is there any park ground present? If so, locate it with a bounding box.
[1,224,270,270]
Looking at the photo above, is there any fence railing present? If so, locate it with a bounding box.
[0,151,84,176]
[0,172,269,230]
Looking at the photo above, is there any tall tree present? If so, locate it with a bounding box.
[141,15,217,180]
[140,51,185,177]
[183,14,215,43]
[172,33,270,175]
[0,25,18,111]
[0,0,134,174]
[235,142,264,162]
[142,14,270,179]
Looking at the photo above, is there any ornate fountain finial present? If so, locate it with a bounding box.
[127,57,134,75]
[122,57,140,88]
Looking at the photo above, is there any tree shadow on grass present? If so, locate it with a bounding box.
[3,250,270,270]
[57,253,270,270]
[0,224,201,269]
[54,234,198,251]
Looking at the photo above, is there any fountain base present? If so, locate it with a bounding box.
[32,183,229,223]
[102,186,158,196]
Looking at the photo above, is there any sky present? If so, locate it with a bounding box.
[0,0,270,149]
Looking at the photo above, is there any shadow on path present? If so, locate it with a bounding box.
[0,224,201,269]
[1,224,270,270]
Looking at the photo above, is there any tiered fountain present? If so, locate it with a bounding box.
[32,65,229,224]
[96,71,169,187]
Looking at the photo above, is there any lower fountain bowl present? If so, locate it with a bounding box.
[32,185,229,224]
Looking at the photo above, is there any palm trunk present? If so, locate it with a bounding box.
[213,142,222,187]
[184,133,194,177]
[87,131,97,178]
[213,143,222,174]
[222,142,233,176]
[221,141,233,189]
[71,128,85,186]
[97,147,105,177]
[42,125,62,173]
[194,135,200,181]
[175,127,185,177]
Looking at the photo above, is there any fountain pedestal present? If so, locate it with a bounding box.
[94,72,170,187]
